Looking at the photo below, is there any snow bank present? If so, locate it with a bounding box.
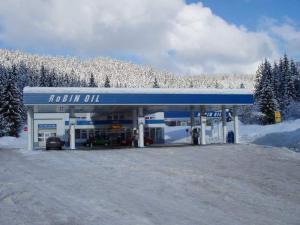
[0,132,27,150]
[240,119,300,151]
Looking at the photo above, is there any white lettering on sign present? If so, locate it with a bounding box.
[74,95,81,103]
[55,96,61,102]
[84,95,90,102]
[49,95,55,103]
[62,95,69,102]
[48,94,100,104]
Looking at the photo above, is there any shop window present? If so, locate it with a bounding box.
[81,130,87,139]
[165,121,176,126]
[75,129,80,139]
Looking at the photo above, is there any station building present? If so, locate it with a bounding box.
[23,87,253,150]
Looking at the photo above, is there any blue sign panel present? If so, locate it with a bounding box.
[164,111,230,118]
[38,124,57,129]
[24,93,254,105]
[65,120,132,126]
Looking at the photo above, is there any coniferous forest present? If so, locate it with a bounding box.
[0,49,299,137]
[254,54,300,124]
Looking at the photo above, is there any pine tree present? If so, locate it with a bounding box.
[289,59,298,101]
[48,69,57,87]
[254,62,264,101]
[258,60,279,124]
[39,64,48,87]
[104,75,110,88]
[0,66,23,137]
[280,55,290,114]
[63,73,70,86]
[88,73,97,87]
[0,66,8,136]
[272,62,280,101]
[17,61,28,90]
[153,77,159,88]
[293,61,300,101]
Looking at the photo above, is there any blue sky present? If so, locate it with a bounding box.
[0,0,299,74]
[187,0,300,31]
[187,0,300,62]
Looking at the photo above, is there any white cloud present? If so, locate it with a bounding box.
[270,23,300,55]
[0,0,279,74]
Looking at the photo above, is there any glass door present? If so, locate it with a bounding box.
[38,131,56,147]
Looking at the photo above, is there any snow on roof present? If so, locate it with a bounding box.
[23,87,253,95]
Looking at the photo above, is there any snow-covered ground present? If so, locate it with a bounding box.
[0,132,27,149]
[164,119,300,151]
[0,145,299,225]
[238,119,300,151]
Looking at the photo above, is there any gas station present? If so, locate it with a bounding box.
[23,87,253,150]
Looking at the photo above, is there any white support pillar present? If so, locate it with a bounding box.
[200,107,206,145]
[138,107,144,148]
[222,106,227,144]
[190,109,195,144]
[70,124,75,150]
[233,106,240,144]
[27,107,34,151]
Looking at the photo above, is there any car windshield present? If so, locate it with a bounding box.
[47,137,59,142]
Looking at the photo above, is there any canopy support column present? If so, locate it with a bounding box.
[190,109,195,144]
[70,124,75,150]
[222,106,227,144]
[233,106,239,144]
[27,107,34,151]
[200,107,206,145]
[138,107,144,148]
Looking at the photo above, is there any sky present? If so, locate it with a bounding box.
[0,0,299,75]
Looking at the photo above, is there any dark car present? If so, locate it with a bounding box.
[85,135,110,147]
[46,137,65,150]
[121,136,153,146]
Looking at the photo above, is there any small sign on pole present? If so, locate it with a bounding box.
[274,111,281,123]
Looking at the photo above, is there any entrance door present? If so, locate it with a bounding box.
[38,131,56,147]
[149,128,164,144]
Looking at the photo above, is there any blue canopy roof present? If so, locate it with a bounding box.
[23,87,253,106]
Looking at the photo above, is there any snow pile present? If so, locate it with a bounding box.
[240,119,300,151]
[0,132,27,149]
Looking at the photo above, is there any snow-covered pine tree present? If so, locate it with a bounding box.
[0,65,8,136]
[0,65,23,137]
[104,75,110,88]
[17,61,29,90]
[153,77,159,88]
[289,59,298,101]
[271,62,281,102]
[258,60,279,124]
[39,64,49,87]
[89,73,97,87]
[280,54,295,116]
[293,61,300,101]
[47,69,57,87]
[254,62,264,101]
